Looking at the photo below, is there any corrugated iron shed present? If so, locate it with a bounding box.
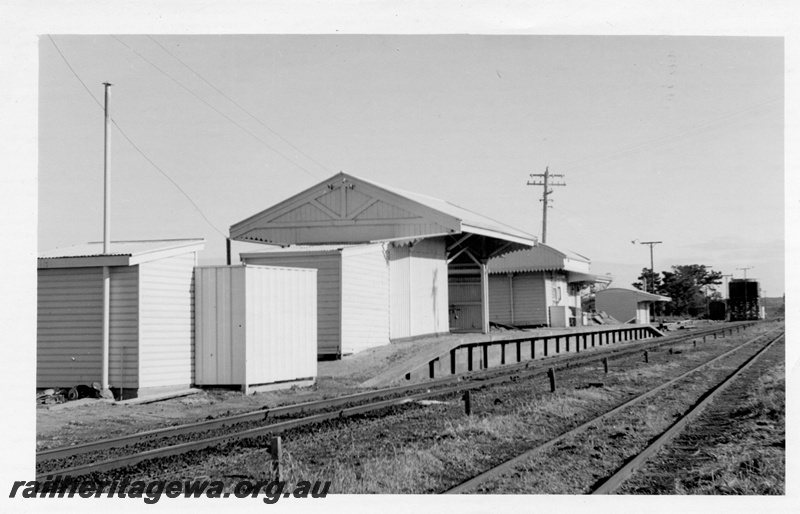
[37,239,205,398]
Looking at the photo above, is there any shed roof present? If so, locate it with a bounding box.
[487,243,590,274]
[230,172,536,248]
[38,239,205,269]
[596,288,672,303]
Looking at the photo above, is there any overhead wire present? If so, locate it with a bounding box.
[111,35,324,180]
[146,35,332,176]
[46,35,228,238]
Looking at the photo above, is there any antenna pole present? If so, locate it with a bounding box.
[103,82,113,254]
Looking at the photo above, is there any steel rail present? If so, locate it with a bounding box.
[443,326,782,494]
[37,321,760,464]
[36,380,494,480]
[590,330,784,494]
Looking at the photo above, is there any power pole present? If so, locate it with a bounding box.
[631,240,662,293]
[527,166,565,244]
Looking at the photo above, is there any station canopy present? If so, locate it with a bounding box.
[230,172,536,262]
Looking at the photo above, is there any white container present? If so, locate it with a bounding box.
[194,265,317,394]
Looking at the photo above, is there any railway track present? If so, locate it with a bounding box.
[36,321,762,482]
[443,326,784,494]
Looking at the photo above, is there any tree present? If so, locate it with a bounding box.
[660,264,723,317]
[632,268,662,293]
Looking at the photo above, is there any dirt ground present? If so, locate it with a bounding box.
[35,326,610,450]
[36,333,471,450]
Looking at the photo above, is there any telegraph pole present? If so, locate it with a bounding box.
[527,166,565,244]
[632,240,662,293]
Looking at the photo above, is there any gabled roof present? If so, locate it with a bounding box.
[487,243,590,274]
[230,172,536,248]
[596,288,672,303]
[38,239,205,269]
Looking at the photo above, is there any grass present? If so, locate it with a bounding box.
[673,363,785,495]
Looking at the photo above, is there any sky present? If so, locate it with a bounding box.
[38,33,784,295]
[2,2,797,512]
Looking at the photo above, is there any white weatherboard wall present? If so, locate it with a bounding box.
[389,238,449,340]
[195,265,317,393]
[138,252,196,389]
[340,245,390,354]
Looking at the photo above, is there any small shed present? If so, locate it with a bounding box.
[37,239,205,398]
[595,288,671,325]
[476,244,608,328]
[194,265,317,394]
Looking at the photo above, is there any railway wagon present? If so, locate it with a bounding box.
[728,279,761,321]
[708,300,727,321]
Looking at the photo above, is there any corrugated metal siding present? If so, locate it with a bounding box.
[138,252,196,388]
[595,290,639,324]
[245,266,317,383]
[241,253,341,356]
[341,245,390,353]
[194,266,246,385]
[37,266,139,389]
[512,273,547,326]
[448,275,482,331]
[109,266,139,388]
[489,274,513,324]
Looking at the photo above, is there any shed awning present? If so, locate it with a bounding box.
[230,172,536,255]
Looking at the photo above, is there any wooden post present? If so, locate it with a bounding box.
[548,367,556,392]
[556,336,560,354]
[602,357,608,374]
[482,344,489,369]
[467,346,474,372]
[463,390,472,416]
[516,341,521,363]
[693,340,697,348]
[270,436,282,482]
[703,335,707,343]
[644,350,649,363]
[544,338,548,357]
[450,349,457,375]
[429,359,436,379]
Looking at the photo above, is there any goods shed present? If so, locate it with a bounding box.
[194,265,317,394]
[595,288,671,325]
[37,239,205,398]
[230,172,536,353]
[474,244,609,328]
